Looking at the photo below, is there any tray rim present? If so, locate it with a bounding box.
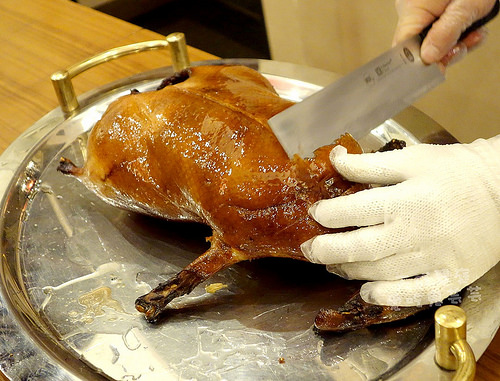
[0,58,497,381]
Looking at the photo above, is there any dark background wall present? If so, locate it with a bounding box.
[94,0,271,59]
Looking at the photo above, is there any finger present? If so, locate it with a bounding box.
[326,249,439,281]
[309,185,399,228]
[301,221,412,265]
[440,28,488,66]
[421,0,497,63]
[359,270,461,306]
[439,42,468,67]
[331,145,415,184]
[460,26,489,50]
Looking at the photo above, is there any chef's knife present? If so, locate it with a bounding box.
[268,1,499,158]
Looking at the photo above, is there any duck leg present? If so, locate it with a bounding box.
[314,292,430,332]
[135,238,242,323]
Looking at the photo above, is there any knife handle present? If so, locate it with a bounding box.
[419,0,499,41]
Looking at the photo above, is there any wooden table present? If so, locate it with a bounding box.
[0,0,498,380]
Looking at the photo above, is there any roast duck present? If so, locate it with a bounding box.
[58,64,427,331]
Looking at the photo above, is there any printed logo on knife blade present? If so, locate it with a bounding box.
[403,47,415,62]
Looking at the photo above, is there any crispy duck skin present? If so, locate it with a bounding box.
[58,64,425,329]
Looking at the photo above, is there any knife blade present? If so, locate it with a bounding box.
[268,1,499,158]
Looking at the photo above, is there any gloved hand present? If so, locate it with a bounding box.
[393,0,496,64]
[301,136,500,306]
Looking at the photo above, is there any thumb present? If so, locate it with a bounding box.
[359,270,461,307]
[330,145,417,185]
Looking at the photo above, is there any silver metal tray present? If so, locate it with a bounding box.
[1,59,498,380]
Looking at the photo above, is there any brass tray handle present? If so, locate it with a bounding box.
[435,305,476,381]
[51,32,190,115]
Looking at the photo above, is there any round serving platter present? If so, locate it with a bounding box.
[0,58,498,381]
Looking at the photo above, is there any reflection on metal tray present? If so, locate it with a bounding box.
[0,59,498,381]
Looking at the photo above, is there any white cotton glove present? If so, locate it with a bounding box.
[301,136,500,307]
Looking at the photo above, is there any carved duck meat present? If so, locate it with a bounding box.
[58,64,427,330]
